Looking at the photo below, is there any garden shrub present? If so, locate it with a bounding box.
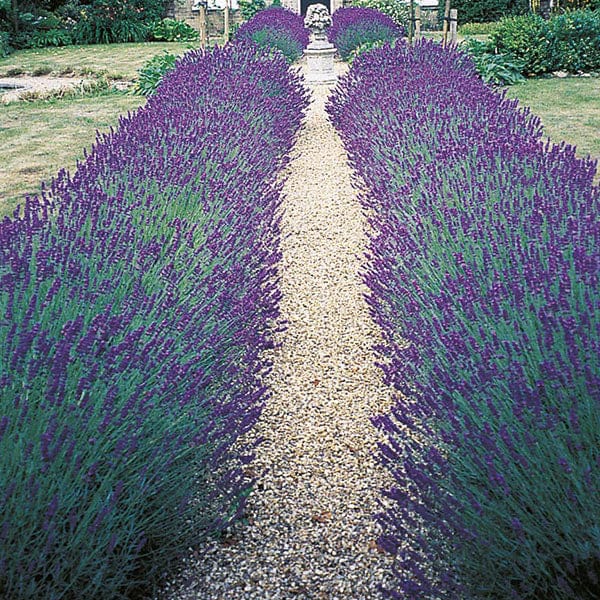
[548,9,600,72]
[328,7,404,61]
[445,0,529,24]
[329,38,599,600]
[28,27,73,47]
[0,30,10,56]
[133,50,178,96]
[463,38,526,84]
[149,17,198,42]
[492,9,600,74]
[490,13,552,74]
[239,0,266,21]
[235,7,309,63]
[0,40,308,599]
[353,0,410,29]
[71,0,168,44]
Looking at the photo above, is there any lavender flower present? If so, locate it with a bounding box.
[329,39,599,599]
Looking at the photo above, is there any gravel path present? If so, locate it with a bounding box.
[159,61,395,600]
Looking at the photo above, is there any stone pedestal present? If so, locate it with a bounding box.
[305,38,337,85]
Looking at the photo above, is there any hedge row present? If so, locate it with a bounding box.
[329,39,599,599]
[491,9,600,74]
[0,40,308,599]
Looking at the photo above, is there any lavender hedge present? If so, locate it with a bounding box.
[328,7,404,60]
[0,41,308,599]
[328,39,599,599]
[235,7,309,63]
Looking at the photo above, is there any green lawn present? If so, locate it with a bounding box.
[0,42,197,80]
[506,77,600,172]
[0,92,146,217]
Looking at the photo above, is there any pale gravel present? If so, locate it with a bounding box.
[157,60,396,600]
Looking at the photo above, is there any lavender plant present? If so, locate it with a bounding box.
[328,7,404,60]
[0,41,308,599]
[235,7,309,63]
[328,39,600,599]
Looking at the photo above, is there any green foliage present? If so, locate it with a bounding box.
[149,17,198,41]
[463,38,526,84]
[271,0,282,6]
[548,9,600,72]
[0,30,11,56]
[490,13,552,74]
[492,9,600,74]
[28,27,73,47]
[353,0,410,28]
[239,0,266,21]
[132,50,178,96]
[71,0,169,44]
[443,0,529,24]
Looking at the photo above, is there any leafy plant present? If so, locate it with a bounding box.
[443,0,529,24]
[328,7,404,61]
[492,9,600,75]
[0,30,11,56]
[463,38,525,85]
[149,17,198,41]
[329,38,600,600]
[71,0,169,44]
[132,50,178,96]
[548,9,600,72]
[29,27,73,47]
[0,40,308,600]
[490,13,552,74]
[353,0,410,29]
[238,0,266,21]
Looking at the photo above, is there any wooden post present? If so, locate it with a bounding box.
[441,0,451,46]
[408,0,414,45]
[449,8,457,44]
[223,0,230,44]
[414,4,421,41]
[199,5,207,50]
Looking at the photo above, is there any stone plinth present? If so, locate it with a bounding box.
[305,39,337,85]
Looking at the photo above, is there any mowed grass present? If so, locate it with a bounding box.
[0,92,145,216]
[0,42,196,80]
[506,77,600,176]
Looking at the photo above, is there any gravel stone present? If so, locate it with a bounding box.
[157,59,395,600]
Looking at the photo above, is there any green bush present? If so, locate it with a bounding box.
[29,27,73,47]
[463,38,526,84]
[132,50,178,96]
[549,9,600,72]
[0,30,11,56]
[353,0,410,29]
[490,13,552,74]
[444,0,529,24]
[72,0,169,44]
[239,0,266,21]
[492,9,600,75]
[149,17,198,42]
